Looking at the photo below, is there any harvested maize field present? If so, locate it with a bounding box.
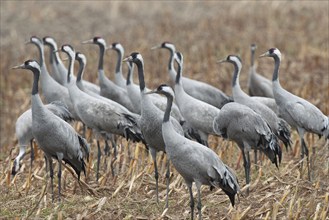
[0,1,328,219]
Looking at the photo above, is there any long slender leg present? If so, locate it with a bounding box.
[165,157,170,209]
[110,135,117,177]
[150,148,159,204]
[111,134,117,159]
[242,149,250,195]
[301,138,311,181]
[44,154,48,174]
[96,140,101,182]
[297,128,311,180]
[103,139,109,173]
[48,157,54,202]
[187,183,194,220]
[56,153,64,202]
[30,140,34,169]
[196,183,202,220]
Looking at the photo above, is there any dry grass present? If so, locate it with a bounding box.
[1,1,328,219]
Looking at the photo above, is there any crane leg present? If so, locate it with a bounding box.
[196,184,202,220]
[150,148,159,204]
[96,140,101,182]
[48,157,54,202]
[301,138,311,181]
[44,154,48,174]
[165,158,170,209]
[187,184,194,220]
[110,135,117,177]
[242,149,251,195]
[30,140,34,170]
[103,139,109,174]
[111,134,117,159]
[56,153,63,203]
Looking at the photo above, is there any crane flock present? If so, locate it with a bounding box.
[11,36,328,219]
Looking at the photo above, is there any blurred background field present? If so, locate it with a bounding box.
[0,1,328,219]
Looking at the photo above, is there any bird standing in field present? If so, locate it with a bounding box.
[12,101,73,175]
[259,48,329,180]
[58,44,144,181]
[148,84,240,220]
[123,52,185,208]
[213,102,282,191]
[151,42,232,109]
[12,60,90,202]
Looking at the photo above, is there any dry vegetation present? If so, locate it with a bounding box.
[1,1,329,219]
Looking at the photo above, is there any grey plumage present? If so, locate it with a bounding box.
[43,36,100,95]
[218,55,292,151]
[250,96,279,116]
[213,102,282,190]
[13,60,90,202]
[151,42,233,109]
[60,45,144,181]
[259,48,329,180]
[123,52,184,209]
[153,84,239,220]
[248,43,274,98]
[174,52,220,147]
[82,37,136,113]
[12,101,73,175]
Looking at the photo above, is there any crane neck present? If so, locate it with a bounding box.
[231,62,241,88]
[67,55,74,84]
[175,61,182,85]
[115,50,123,74]
[272,55,281,83]
[126,62,134,86]
[31,68,40,95]
[98,45,105,71]
[168,48,175,72]
[47,44,55,64]
[48,43,60,65]
[35,43,45,67]
[135,60,146,92]
[163,95,173,123]
[76,59,85,83]
[53,44,61,65]
[250,48,255,67]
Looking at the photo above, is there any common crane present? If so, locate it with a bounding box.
[123,52,185,208]
[150,84,239,220]
[259,48,329,180]
[13,60,90,202]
